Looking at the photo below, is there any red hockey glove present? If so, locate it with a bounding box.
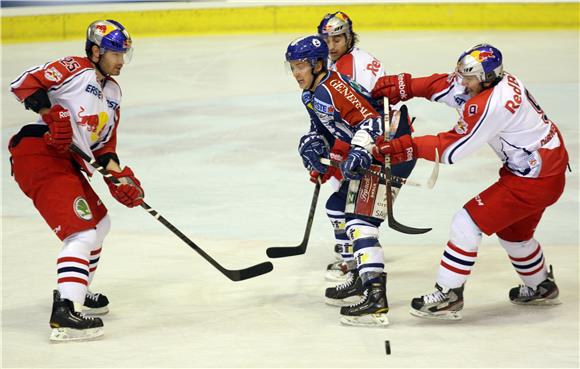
[372,134,416,165]
[42,104,73,152]
[105,166,145,208]
[309,139,350,184]
[371,73,413,104]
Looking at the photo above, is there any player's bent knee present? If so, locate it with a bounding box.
[449,208,482,251]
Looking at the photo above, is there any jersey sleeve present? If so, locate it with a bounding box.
[10,56,94,102]
[414,88,502,164]
[410,73,465,107]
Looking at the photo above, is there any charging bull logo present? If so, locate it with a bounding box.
[95,24,114,36]
[77,106,109,142]
[470,49,496,63]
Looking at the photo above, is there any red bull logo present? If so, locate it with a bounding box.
[77,106,108,142]
[470,49,495,63]
[95,23,114,36]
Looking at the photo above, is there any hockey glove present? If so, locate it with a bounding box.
[105,166,145,208]
[298,133,329,174]
[371,73,413,104]
[309,139,350,184]
[340,146,372,180]
[372,134,416,165]
[42,104,73,152]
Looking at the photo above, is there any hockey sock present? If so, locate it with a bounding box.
[58,229,99,304]
[327,191,353,262]
[346,218,384,286]
[499,237,547,289]
[88,215,111,285]
[437,209,481,289]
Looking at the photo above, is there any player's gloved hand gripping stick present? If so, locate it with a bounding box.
[70,144,273,281]
[382,97,432,234]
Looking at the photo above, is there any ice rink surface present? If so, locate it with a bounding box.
[1,30,579,368]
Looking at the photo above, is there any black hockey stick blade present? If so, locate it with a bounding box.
[69,144,274,282]
[266,181,321,258]
[386,180,432,234]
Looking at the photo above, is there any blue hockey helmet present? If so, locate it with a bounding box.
[285,35,329,67]
[456,43,503,84]
[86,20,133,63]
[317,11,353,38]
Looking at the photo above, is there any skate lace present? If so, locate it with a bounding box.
[73,310,97,320]
[336,272,355,291]
[345,289,369,308]
[516,285,535,298]
[424,290,447,304]
[86,291,100,302]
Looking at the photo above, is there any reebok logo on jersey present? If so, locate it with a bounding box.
[474,195,484,206]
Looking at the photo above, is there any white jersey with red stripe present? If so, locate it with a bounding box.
[10,56,121,173]
[413,72,568,178]
[328,47,386,93]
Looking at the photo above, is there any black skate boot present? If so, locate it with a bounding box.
[50,290,104,342]
[339,273,389,327]
[509,265,561,305]
[83,290,109,315]
[410,283,464,320]
[325,269,364,306]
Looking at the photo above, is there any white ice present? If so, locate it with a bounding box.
[2,30,578,368]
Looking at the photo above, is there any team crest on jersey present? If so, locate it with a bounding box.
[44,67,62,82]
[313,97,335,114]
[73,197,93,221]
[454,118,469,134]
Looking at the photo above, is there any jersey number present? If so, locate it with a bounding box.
[60,57,81,72]
[525,88,551,125]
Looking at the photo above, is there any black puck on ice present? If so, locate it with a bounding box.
[385,340,391,355]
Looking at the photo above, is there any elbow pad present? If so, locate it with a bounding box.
[23,89,51,113]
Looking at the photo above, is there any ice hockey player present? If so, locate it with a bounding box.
[9,20,143,341]
[372,43,568,320]
[286,35,417,326]
[315,11,387,282]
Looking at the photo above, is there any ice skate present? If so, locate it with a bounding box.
[410,283,464,320]
[325,269,364,306]
[49,290,104,342]
[510,265,561,306]
[325,258,353,282]
[83,290,110,315]
[339,273,389,327]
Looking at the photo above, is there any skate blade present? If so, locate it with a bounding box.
[340,313,389,327]
[511,297,562,306]
[409,307,462,321]
[325,295,362,307]
[49,327,104,342]
[82,306,109,315]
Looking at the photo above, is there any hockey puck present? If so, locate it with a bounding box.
[385,340,391,355]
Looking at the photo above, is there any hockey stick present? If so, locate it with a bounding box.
[383,98,432,234]
[69,144,273,282]
[319,157,438,189]
[265,181,321,258]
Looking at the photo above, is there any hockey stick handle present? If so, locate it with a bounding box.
[69,144,273,281]
[319,157,421,188]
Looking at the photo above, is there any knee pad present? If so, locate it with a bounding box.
[449,208,482,252]
[345,219,379,243]
[63,228,99,257]
[95,214,111,246]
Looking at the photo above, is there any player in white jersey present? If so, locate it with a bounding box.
[315,11,387,282]
[372,44,569,320]
[8,20,143,341]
